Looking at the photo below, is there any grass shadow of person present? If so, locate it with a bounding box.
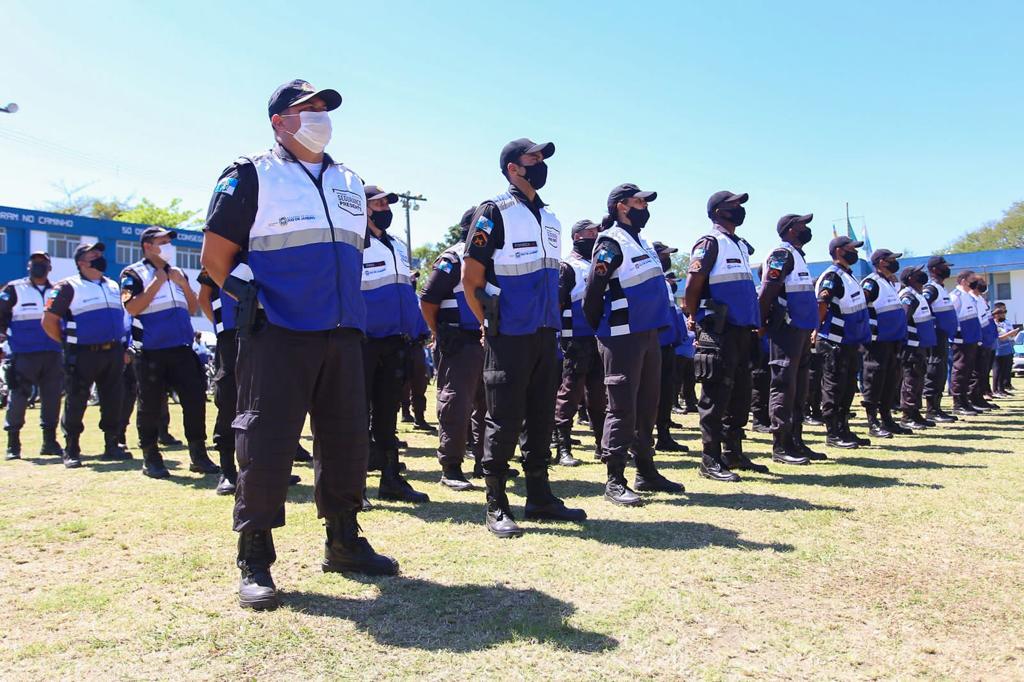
[285,575,618,654]
[834,456,984,470]
[759,471,942,489]
[534,518,796,552]
[677,491,853,512]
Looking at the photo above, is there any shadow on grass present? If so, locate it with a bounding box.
[762,471,942,489]
[286,576,618,653]
[834,456,984,470]
[536,518,795,552]
[875,443,975,455]
[679,492,853,513]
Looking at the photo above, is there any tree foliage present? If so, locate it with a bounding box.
[410,223,462,290]
[942,200,1024,254]
[42,183,199,228]
[114,198,198,228]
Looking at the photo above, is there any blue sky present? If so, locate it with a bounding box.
[2,0,1021,262]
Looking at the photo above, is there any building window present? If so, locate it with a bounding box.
[0,227,6,254]
[176,246,201,271]
[116,241,142,265]
[46,232,82,259]
[993,273,1011,301]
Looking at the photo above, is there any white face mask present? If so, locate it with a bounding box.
[155,243,176,265]
[283,111,332,153]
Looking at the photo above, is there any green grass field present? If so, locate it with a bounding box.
[2,391,1023,680]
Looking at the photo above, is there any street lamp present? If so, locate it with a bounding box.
[397,191,427,257]
[0,103,18,114]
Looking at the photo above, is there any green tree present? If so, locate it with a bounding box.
[669,252,690,276]
[942,200,1024,254]
[43,184,199,227]
[114,197,198,228]
[410,223,462,290]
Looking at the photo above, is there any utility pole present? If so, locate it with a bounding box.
[397,191,427,258]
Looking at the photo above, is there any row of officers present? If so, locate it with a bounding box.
[2,79,1009,612]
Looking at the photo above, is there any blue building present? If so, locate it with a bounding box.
[0,205,212,332]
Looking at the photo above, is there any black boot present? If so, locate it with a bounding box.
[698,447,741,482]
[39,428,63,457]
[141,445,170,479]
[655,423,688,453]
[188,443,221,475]
[294,442,313,463]
[216,471,237,495]
[723,440,769,474]
[400,405,414,423]
[803,411,825,426]
[634,452,685,493]
[100,432,131,461]
[439,462,475,491]
[771,432,810,466]
[485,475,523,538]
[361,490,373,511]
[866,407,893,439]
[840,415,870,446]
[825,417,859,449]
[554,425,581,467]
[881,409,912,435]
[791,424,827,460]
[378,450,429,503]
[237,529,279,610]
[323,510,399,575]
[524,469,587,521]
[62,433,82,469]
[577,405,590,425]
[604,455,643,505]
[158,431,183,447]
[5,430,21,460]
[926,397,958,423]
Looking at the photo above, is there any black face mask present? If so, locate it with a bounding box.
[521,162,548,190]
[87,257,108,273]
[914,272,928,286]
[626,207,650,230]
[934,266,950,279]
[797,227,813,245]
[969,281,980,291]
[842,251,859,265]
[669,281,678,294]
[29,262,49,279]
[885,260,900,274]
[574,238,595,260]
[717,206,746,227]
[978,283,988,293]
[371,210,393,231]
[659,255,672,273]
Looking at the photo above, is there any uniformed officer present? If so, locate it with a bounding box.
[969,275,1000,411]
[401,332,436,434]
[992,302,1016,396]
[553,219,607,466]
[582,184,684,504]
[201,80,397,610]
[462,137,586,538]
[684,191,767,481]
[675,298,699,414]
[360,184,430,504]
[815,237,872,449]
[922,256,959,423]
[419,207,486,490]
[949,270,983,415]
[652,241,688,453]
[41,243,129,465]
[121,227,219,479]
[860,249,912,437]
[896,266,938,428]
[757,213,821,465]
[0,252,65,461]
[749,304,771,433]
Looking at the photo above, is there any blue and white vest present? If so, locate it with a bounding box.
[899,287,936,349]
[975,294,997,350]
[245,148,367,332]
[488,191,561,335]
[212,288,237,334]
[659,279,681,346]
[950,288,981,345]
[863,272,908,342]
[561,251,595,339]
[697,231,760,328]
[769,243,818,330]
[595,226,672,338]
[62,275,124,346]
[361,233,427,339]
[816,265,870,344]
[126,261,194,350]
[5,278,60,354]
[674,308,695,358]
[925,278,958,338]
[434,241,480,332]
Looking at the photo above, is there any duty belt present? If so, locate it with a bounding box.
[78,341,119,352]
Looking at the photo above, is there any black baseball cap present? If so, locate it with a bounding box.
[607,184,657,214]
[828,236,863,256]
[459,206,478,231]
[870,248,903,265]
[571,219,597,236]
[927,255,954,270]
[777,213,813,236]
[652,241,677,255]
[899,265,925,283]
[499,138,555,174]
[665,271,678,280]
[707,190,749,219]
[140,226,177,244]
[73,242,105,262]
[28,251,51,261]
[268,79,342,119]
[363,185,399,204]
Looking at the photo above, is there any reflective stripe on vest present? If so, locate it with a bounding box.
[561,252,595,338]
[697,231,760,327]
[361,234,424,338]
[770,242,818,329]
[63,275,124,346]
[435,241,480,331]
[816,265,870,344]
[975,294,997,349]
[594,226,671,338]
[926,279,959,337]
[490,192,561,335]
[864,273,908,342]
[900,287,936,348]
[127,262,193,350]
[7,278,60,354]
[247,149,366,332]
[950,288,981,344]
